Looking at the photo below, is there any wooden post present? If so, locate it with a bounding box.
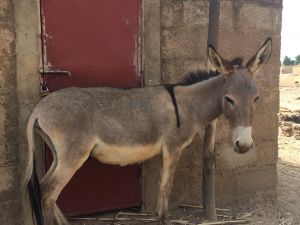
[202,119,217,221]
[202,0,220,221]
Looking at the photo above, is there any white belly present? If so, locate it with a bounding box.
[91,140,162,166]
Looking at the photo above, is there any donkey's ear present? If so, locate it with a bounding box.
[208,45,233,76]
[246,38,272,73]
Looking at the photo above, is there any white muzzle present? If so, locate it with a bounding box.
[232,126,253,154]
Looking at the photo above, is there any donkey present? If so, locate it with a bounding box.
[25,38,272,225]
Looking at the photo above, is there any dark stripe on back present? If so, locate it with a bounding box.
[165,85,180,128]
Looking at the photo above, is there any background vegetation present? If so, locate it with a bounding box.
[282,55,300,66]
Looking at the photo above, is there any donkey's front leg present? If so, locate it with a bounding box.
[157,147,182,225]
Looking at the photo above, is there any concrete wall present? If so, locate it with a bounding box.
[143,0,282,211]
[14,0,42,223]
[0,0,23,224]
[214,0,281,200]
[0,0,282,224]
[0,0,41,224]
[281,65,300,75]
[293,65,300,75]
[143,0,210,211]
[281,66,293,74]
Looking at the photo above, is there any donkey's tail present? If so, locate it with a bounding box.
[25,112,44,225]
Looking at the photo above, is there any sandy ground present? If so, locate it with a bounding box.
[70,75,300,225]
[280,75,300,112]
[277,74,300,225]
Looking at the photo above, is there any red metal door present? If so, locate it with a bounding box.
[40,0,142,216]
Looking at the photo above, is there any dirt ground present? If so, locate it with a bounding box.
[70,75,300,225]
[277,73,300,225]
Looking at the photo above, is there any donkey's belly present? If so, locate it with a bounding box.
[91,140,162,166]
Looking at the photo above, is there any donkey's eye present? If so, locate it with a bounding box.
[254,96,260,103]
[225,96,234,106]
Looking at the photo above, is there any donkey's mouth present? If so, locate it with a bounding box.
[234,147,250,154]
[233,142,253,154]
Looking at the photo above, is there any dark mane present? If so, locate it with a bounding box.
[179,70,220,86]
[179,57,243,86]
[230,57,243,67]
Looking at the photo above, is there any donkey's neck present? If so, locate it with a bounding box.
[175,75,225,125]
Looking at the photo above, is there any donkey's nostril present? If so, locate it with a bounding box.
[236,140,240,148]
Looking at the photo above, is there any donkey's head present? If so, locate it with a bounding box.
[208,38,272,154]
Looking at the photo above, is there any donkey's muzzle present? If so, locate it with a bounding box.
[234,140,253,154]
[232,126,253,154]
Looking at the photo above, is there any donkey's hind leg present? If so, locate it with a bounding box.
[157,147,182,225]
[54,204,69,225]
[37,128,71,225]
[40,143,91,225]
[36,127,58,183]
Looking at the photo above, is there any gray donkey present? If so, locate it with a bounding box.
[25,38,272,225]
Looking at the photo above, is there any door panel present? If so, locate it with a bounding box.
[41,0,141,216]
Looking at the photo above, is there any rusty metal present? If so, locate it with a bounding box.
[40,69,72,77]
[40,85,49,97]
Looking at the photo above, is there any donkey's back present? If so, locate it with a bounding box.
[30,86,178,163]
